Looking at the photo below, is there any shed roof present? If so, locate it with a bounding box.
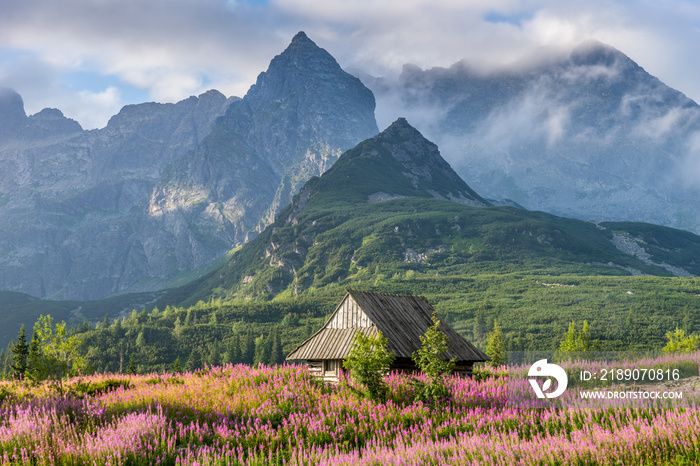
[286,290,488,362]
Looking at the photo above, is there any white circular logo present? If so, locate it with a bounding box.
[528,359,568,399]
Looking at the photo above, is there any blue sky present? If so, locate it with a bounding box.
[1,0,699,129]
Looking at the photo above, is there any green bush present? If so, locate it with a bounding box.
[70,378,131,397]
[343,330,395,402]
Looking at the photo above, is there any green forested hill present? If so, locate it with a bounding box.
[0,290,160,349]
[162,198,700,308]
[43,271,700,375]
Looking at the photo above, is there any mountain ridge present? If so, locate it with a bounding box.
[365,39,700,235]
[0,32,377,300]
[3,36,700,304]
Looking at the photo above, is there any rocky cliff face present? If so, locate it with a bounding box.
[147,31,378,280]
[0,88,234,299]
[366,40,700,234]
[0,32,377,300]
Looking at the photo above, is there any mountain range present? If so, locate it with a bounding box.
[365,40,700,233]
[159,118,700,310]
[1,32,700,309]
[0,32,377,300]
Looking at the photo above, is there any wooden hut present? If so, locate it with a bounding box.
[286,290,488,382]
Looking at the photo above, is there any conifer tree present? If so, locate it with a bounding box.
[270,327,284,365]
[172,356,181,373]
[223,335,242,365]
[232,337,242,364]
[558,320,592,353]
[254,334,268,366]
[75,319,92,334]
[10,325,29,379]
[27,331,41,381]
[135,330,146,348]
[185,347,202,371]
[244,331,255,365]
[485,320,507,367]
[127,354,137,375]
[173,316,183,337]
[475,310,486,340]
[208,342,221,367]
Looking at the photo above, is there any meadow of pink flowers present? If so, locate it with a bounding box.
[1,356,699,465]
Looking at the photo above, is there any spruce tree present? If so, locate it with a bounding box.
[27,331,42,381]
[475,310,486,340]
[135,330,146,348]
[232,337,242,364]
[127,354,137,375]
[208,343,221,367]
[172,356,181,373]
[10,325,29,379]
[558,320,593,353]
[485,320,507,367]
[173,316,183,337]
[223,335,242,365]
[185,347,202,371]
[270,327,284,365]
[244,331,255,365]
[253,334,267,366]
[304,319,314,339]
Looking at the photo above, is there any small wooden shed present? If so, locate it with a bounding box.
[286,290,488,381]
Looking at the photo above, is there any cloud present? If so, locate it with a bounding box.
[680,131,700,191]
[70,87,123,130]
[0,0,699,129]
[0,0,285,127]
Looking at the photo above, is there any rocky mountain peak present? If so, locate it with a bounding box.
[245,31,354,102]
[367,117,459,170]
[0,87,27,133]
[24,108,83,137]
[289,31,314,47]
[298,118,489,208]
[380,117,426,142]
[569,39,631,68]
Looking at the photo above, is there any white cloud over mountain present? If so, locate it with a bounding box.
[0,0,699,129]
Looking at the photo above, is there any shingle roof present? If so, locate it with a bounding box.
[286,290,488,362]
